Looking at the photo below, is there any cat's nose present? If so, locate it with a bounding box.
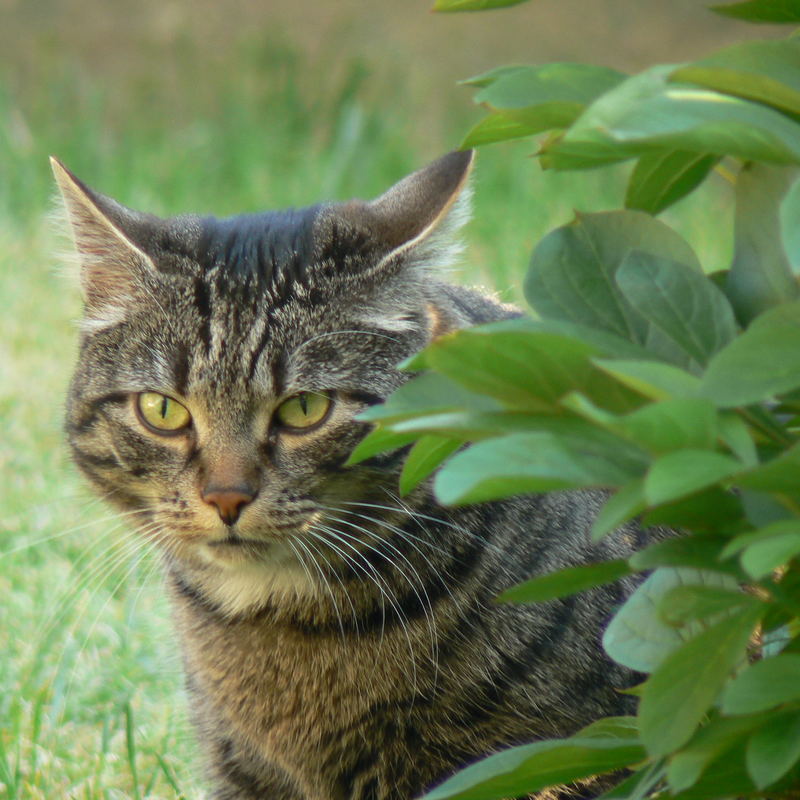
[202,487,256,525]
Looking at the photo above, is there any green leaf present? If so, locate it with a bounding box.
[616,398,719,454]
[625,151,719,215]
[741,529,800,579]
[421,327,598,412]
[525,210,703,368]
[577,716,640,740]
[702,303,800,407]
[472,63,625,110]
[720,519,800,559]
[432,0,528,10]
[735,441,800,494]
[644,450,740,506]
[462,111,553,147]
[526,209,703,335]
[399,436,461,495]
[390,411,613,442]
[499,559,633,604]
[741,488,796,527]
[434,431,645,505]
[671,740,757,799]
[724,163,800,324]
[712,0,800,22]
[615,251,738,367]
[668,714,768,793]
[746,710,800,789]
[671,40,800,118]
[357,371,500,423]
[460,65,530,89]
[510,317,656,361]
[561,391,619,427]
[658,584,750,626]
[591,479,646,541]
[565,393,719,455]
[603,568,740,672]
[462,63,625,146]
[641,487,744,533]
[544,65,800,169]
[629,536,732,572]
[347,427,419,465]
[638,604,763,756]
[421,735,645,800]
[593,359,701,400]
[403,319,644,415]
[722,653,800,714]
[718,412,758,467]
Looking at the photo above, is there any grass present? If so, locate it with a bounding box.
[0,29,737,800]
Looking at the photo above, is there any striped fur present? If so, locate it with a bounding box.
[57,152,644,799]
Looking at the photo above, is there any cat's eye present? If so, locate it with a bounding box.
[136,392,192,434]
[274,391,332,431]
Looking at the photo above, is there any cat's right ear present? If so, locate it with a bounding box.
[51,157,156,327]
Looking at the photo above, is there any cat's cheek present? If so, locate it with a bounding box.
[91,424,200,525]
[272,436,361,486]
[68,423,165,512]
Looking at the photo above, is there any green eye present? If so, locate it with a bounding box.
[274,391,332,430]
[136,392,191,433]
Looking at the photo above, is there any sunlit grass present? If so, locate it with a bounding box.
[0,32,736,799]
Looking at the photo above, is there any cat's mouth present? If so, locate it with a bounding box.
[193,517,320,566]
[207,532,275,554]
[210,532,268,545]
[199,530,305,574]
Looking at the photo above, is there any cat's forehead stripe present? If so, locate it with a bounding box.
[191,277,213,354]
[171,341,191,397]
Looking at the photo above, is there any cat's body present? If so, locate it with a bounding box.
[175,490,641,800]
[55,151,644,800]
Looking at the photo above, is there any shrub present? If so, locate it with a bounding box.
[353,1,800,797]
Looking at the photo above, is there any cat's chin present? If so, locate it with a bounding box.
[185,536,319,617]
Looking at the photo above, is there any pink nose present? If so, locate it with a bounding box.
[202,487,255,525]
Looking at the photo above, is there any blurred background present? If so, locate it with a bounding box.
[0,0,782,247]
[0,2,782,797]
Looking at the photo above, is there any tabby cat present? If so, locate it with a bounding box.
[55,151,646,800]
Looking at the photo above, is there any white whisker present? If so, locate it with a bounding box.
[292,534,348,642]
[1,505,146,558]
[319,512,439,675]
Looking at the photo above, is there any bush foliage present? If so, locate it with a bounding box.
[354,1,800,797]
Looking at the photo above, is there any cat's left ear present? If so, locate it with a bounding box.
[51,157,158,328]
[338,149,475,276]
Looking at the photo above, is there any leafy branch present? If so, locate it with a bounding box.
[367,0,800,797]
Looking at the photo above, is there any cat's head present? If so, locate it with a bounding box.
[55,152,473,615]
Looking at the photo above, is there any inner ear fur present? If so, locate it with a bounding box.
[51,156,157,315]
